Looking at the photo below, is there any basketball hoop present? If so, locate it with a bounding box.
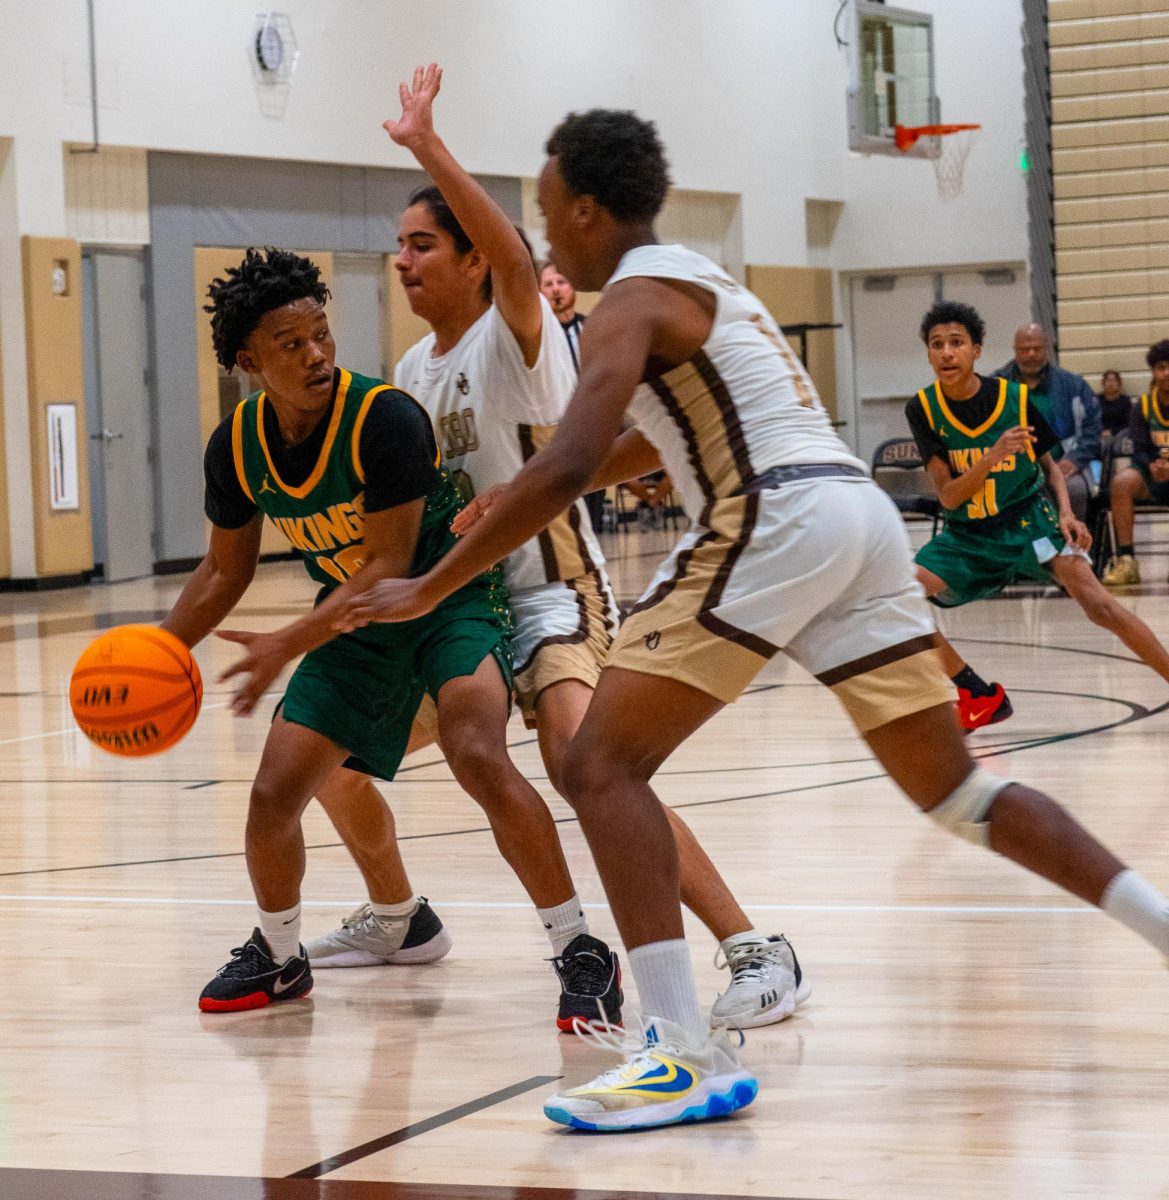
[893,124,981,201]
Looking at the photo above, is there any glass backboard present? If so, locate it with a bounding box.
[846,1,940,157]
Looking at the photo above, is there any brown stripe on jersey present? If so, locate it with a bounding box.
[648,375,719,505]
[813,633,939,687]
[627,529,720,616]
[693,350,754,487]
[696,493,777,658]
[518,424,595,583]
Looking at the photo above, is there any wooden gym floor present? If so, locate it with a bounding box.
[2,525,1169,1199]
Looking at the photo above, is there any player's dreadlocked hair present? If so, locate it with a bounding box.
[545,110,670,223]
[205,247,330,372]
[919,300,986,347]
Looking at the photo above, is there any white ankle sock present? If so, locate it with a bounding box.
[628,938,707,1044]
[538,895,589,957]
[1101,869,1169,956]
[259,903,302,964]
[371,896,418,922]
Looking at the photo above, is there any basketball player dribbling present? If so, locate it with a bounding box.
[339,108,1169,1132]
[306,64,809,1033]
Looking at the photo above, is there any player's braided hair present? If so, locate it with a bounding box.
[205,247,330,372]
[919,301,986,347]
[1146,339,1169,369]
[545,110,670,223]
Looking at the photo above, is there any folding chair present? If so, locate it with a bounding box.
[871,438,942,537]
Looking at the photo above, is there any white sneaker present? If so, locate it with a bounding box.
[304,899,452,968]
[710,934,811,1029]
[544,1014,758,1132]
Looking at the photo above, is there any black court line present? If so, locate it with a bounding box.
[286,1075,560,1179]
[4,687,1162,880]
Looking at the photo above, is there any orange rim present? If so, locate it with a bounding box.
[894,123,981,152]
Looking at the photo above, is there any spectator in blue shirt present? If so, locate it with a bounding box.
[997,323,1102,520]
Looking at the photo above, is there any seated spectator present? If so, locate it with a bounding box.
[997,323,1102,521]
[1096,369,1133,444]
[1102,340,1169,587]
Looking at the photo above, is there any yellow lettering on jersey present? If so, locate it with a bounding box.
[337,501,364,540]
[1153,431,1169,448]
[312,505,356,551]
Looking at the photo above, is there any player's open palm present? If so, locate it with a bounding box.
[384,63,442,149]
[991,425,1035,463]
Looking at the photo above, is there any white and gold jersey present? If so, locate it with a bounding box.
[395,295,603,593]
[606,245,865,523]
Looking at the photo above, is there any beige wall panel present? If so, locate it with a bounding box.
[1061,319,1166,351]
[192,247,334,559]
[1050,0,1158,18]
[1053,63,1169,97]
[1056,191,1169,223]
[1055,165,1169,198]
[1050,14,1169,47]
[745,266,837,420]
[1060,268,1169,298]
[63,147,150,246]
[1063,347,1155,377]
[1055,141,1169,173]
[1057,242,1169,273]
[1061,293,1168,324]
[1053,115,1169,149]
[1053,88,1169,123]
[1052,36,1169,72]
[1056,216,1169,248]
[21,237,93,577]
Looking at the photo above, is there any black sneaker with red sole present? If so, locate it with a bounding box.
[551,933,623,1032]
[199,928,313,1013]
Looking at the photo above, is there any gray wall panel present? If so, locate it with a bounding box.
[146,151,521,561]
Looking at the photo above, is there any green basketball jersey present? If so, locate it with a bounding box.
[230,367,462,589]
[1139,389,1169,460]
[915,377,1042,523]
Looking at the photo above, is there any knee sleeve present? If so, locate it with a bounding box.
[925,767,1011,848]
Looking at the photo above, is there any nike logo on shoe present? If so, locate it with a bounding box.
[273,968,307,995]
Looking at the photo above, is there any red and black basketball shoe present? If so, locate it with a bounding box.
[551,933,623,1032]
[956,683,1013,733]
[198,928,313,1013]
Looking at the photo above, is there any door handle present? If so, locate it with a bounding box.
[90,429,124,442]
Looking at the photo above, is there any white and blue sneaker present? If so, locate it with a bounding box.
[544,1014,758,1132]
[710,933,811,1030]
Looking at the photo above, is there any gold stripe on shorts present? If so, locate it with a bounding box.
[517,423,598,583]
[814,635,953,733]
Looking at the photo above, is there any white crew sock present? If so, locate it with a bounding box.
[628,938,707,1044]
[259,903,302,964]
[1101,869,1169,956]
[371,896,418,922]
[538,895,589,957]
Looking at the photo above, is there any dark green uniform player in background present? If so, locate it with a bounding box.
[159,247,516,1012]
[906,301,1169,730]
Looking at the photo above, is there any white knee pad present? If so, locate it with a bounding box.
[926,767,1011,848]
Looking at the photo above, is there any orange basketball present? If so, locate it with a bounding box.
[70,625,203,757]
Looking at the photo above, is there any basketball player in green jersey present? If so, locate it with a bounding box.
[1102,338,1169,586]
[908,302,1169,699]
[160,246,619,1013]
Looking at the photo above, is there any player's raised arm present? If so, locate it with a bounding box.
[385,64,542,362]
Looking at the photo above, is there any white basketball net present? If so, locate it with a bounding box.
[930,128,978,201]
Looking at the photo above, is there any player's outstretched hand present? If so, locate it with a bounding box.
[215,629,292,717]
[990,425,1036,463]
[384,63,442,149]
[451,484,506,535]
[1060,513,1092,552]
[334,577,435,632]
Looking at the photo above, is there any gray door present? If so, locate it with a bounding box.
[330,254,388,379]
[82,252,155,581]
